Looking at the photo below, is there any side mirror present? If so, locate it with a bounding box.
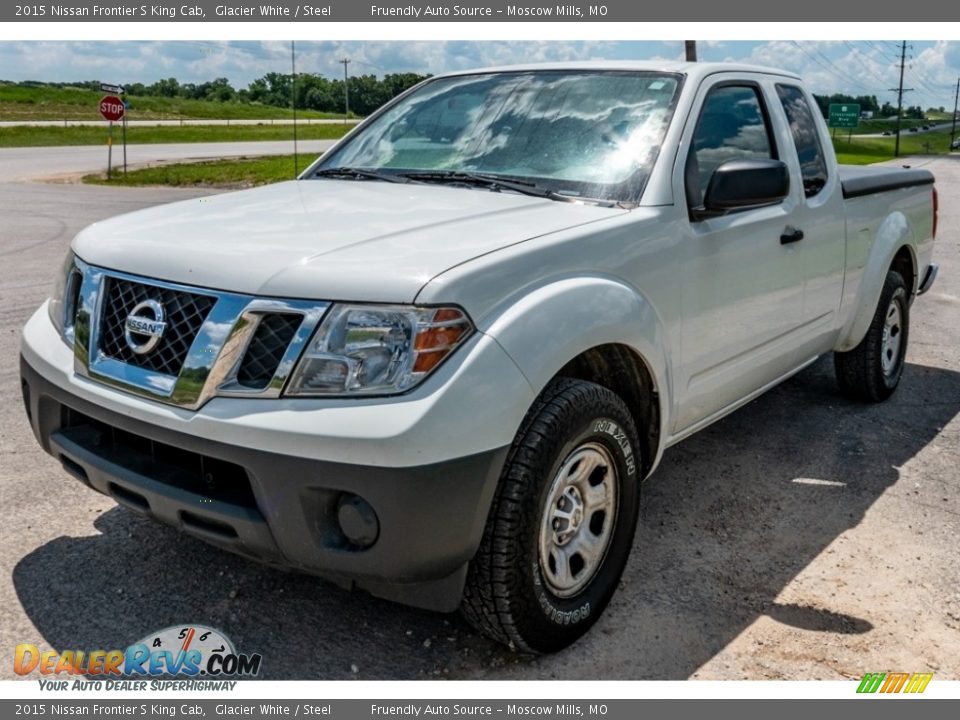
[700,158,789,217]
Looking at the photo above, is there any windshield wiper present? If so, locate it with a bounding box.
[313,167,408,183]
[401,170,558,199]
[400,171,620,207]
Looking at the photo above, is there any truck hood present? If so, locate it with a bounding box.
[73,180,624,302]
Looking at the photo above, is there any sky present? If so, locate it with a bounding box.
[0,40,958,111]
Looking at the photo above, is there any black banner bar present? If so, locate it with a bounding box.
[1,700,959,720]
[4,0,959,22]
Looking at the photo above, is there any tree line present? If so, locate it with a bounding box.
[13,77,948,120]
[13,72,430,117]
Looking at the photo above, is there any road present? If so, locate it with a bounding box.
[0,140,339,183]
[0,119,360,128]
[0,159,958,680]
[858,125,947,138]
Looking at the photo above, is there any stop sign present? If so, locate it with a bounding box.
[99,95,125,122]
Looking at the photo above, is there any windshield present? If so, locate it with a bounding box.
[311,70,682,204]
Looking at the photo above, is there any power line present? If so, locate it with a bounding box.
[812,44,877,93]
[789,41,875,95]
[842,41,891,89]
[865,40,900,63]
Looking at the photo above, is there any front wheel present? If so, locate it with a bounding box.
[834,270,910,402]
[461,378,641,653]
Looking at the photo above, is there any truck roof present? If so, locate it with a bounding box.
[439,61,802,82]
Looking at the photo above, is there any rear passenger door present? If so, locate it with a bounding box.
[773,83,846,354]
[673,79,805,432]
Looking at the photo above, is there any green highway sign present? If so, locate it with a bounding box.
[829,103,861,129]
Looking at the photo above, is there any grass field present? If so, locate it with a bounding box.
[81,130,959,188]
[832,128,957,164]
[0,83,343,121]
[0,123,351,147]
[83,154,309,188]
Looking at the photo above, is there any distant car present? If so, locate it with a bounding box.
[922,125,930,130]
[882,130,892,136]
[910,127,919,132]
[952,138,960,149]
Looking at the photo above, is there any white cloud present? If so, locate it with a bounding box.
[0,40,956,110]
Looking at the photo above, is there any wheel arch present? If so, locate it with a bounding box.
[553,344,661,479]
[891,244,917,299]
[835,209,917,352]
[481,276,673,478]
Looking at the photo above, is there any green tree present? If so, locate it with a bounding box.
[148,77,180,97]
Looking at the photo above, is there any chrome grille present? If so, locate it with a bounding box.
[72,260,329,410]
[98,277,216,376]
[236,313,303,390]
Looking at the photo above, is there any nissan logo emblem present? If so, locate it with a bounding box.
[124,299,167,355]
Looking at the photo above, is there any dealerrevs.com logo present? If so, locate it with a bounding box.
[14,625,261,690]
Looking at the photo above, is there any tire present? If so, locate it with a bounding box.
[461,377,641,653]
[834,270,910,402]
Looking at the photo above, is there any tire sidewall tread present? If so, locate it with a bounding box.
[462,377,641,653]
[835,270,909,402]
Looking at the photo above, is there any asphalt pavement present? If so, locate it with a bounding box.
[0,119,360,127]
[0,140,339,182]
[0,158,958,680]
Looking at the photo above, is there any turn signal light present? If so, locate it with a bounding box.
[412,308,471,374]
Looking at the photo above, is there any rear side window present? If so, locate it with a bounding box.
[685,84,777,208]
[776,84,828,197]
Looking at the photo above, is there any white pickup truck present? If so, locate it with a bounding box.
[21,62,939,653]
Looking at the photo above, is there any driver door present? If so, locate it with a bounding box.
[673,79,805,433]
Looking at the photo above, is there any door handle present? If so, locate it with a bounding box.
[780,227,804,244]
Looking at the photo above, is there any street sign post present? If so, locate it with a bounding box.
[828,103,861,128]
[122,100,129,174]
[99,95,125,180]
[829,103,860,143]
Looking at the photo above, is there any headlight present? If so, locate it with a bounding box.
[286,304,473,396]
[48,250,81,343]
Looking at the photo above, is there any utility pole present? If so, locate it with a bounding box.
[684,41,697,62]
[340,58,351,123]
[951,76,959,152]
[889,40,914,159]
[291,40,298,177]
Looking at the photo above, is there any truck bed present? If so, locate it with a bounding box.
[839,164,935,199]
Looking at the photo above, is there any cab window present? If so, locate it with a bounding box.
[776,84,828,197]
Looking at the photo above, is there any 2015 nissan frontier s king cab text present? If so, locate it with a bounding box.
[20,62,939,652]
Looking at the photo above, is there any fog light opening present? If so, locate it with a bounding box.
[336,493,379,549]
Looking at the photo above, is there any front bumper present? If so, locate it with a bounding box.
[21,356,508,611]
